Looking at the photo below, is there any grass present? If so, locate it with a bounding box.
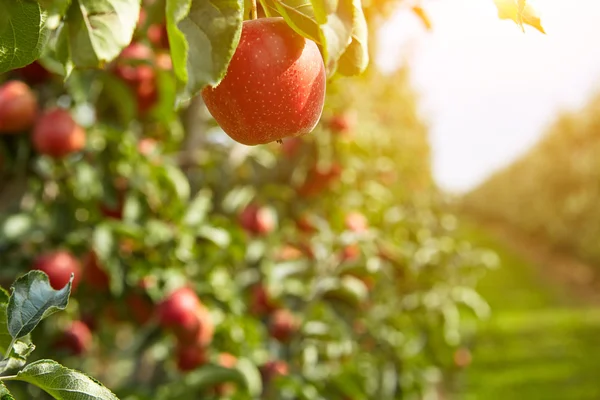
[453,221,600,400]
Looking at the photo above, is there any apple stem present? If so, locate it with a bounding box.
[251,0,258,19]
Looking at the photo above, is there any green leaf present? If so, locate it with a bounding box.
[197,225,231,248]
[0,341,35,374]
[164,165,191,202]
[268,0,322,44]
[14,359,119,400]
[336,0,368,76]
[313,0,353,67]
[93,224,124,295]
[0,382,15,400]
[65,0,141,68]
[167,0,244,100]
[0,0,49,74]
[184,190,212,227]
[7,271,71,340]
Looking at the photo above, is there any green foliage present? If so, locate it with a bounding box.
[462,92,600,266]
[0,1,48,73]
[0,272,117,400]
[7,271,72,339]
[0,1,529,399]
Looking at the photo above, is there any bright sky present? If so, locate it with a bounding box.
[377,0,600,193]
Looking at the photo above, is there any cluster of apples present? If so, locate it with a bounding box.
[0,78,85,158]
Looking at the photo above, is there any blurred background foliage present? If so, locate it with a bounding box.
[0,12,497,398]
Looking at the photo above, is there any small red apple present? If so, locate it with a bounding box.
[296,214,318,234]
[269,309,300,343]
[148,23,169,49]
[250,284,278,316]
[32,108,86,158]
[0,81,38,133]
[202,17,326,145]
[16,61,52,85]
[55,321,92,355]
[297,163,342,197]
[157,287,213,344]
[328,110,357,135]
[138,137,158,156]
[126,293,153,325]
[340,245,361,262]
[176,343,208,372]
[33,251,81,291]
[454,347,472,368]
[345,212,368,233]
[157,287,200,331]
[274,245,303,262]
[214,353,238,395]
[260,360,289,384]
[83,251,109,291]
[114,43,158,114]
[239,204,276,235]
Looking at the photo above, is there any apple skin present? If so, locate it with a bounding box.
[114,43,158,114]
[0,81,38,133]
[16,61,51,85]
[157,287,214,345]
[250,284,278,316]
[202,17,326,145]
[32,109,86,158]
[176,343,208,372]
[239,204,276,236]
[83,251,110,291]
[269,309,300,343]
[33,251,82,291]
[55,321,93,355]
[260,360,289,385]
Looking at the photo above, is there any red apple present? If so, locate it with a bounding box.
[16,61,51,85]
[202,17,326,145]
[297,163,342,197]
[0,81,38,133]
[345,212,368,233]
[274,245,303,262]
[55,321,92,355]
[341,245,361,262]
[239,204,276,235]
[176,343,208,372]
[33,251,81,291]
[32,109,86,158]
[269,309,300,343]
[250,284,278,316]
[454,347,472,368]
[260,360,289,384]
[83,251,110,291]
[328,110,357,135]
[157,287,200,330]
[126,294,153,325]
[214,353,238,395]
[157,287,213,344]
[138,137,158,156]
[114,43,158,114]
[148,23,169,49]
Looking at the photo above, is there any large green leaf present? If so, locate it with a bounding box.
[263,0,321,44]
[0,288,11,357]
[336,0,368,76]
[7,271,71,340]
[167,0,244,101]
[13,360,118,400]
[65,0,140,68]
[313,0,353,67]
[0,382,15,400]
[0,0,48,73]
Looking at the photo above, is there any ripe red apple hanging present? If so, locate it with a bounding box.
[202,17,326,145]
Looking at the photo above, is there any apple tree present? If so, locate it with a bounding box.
[0,0,536,399]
